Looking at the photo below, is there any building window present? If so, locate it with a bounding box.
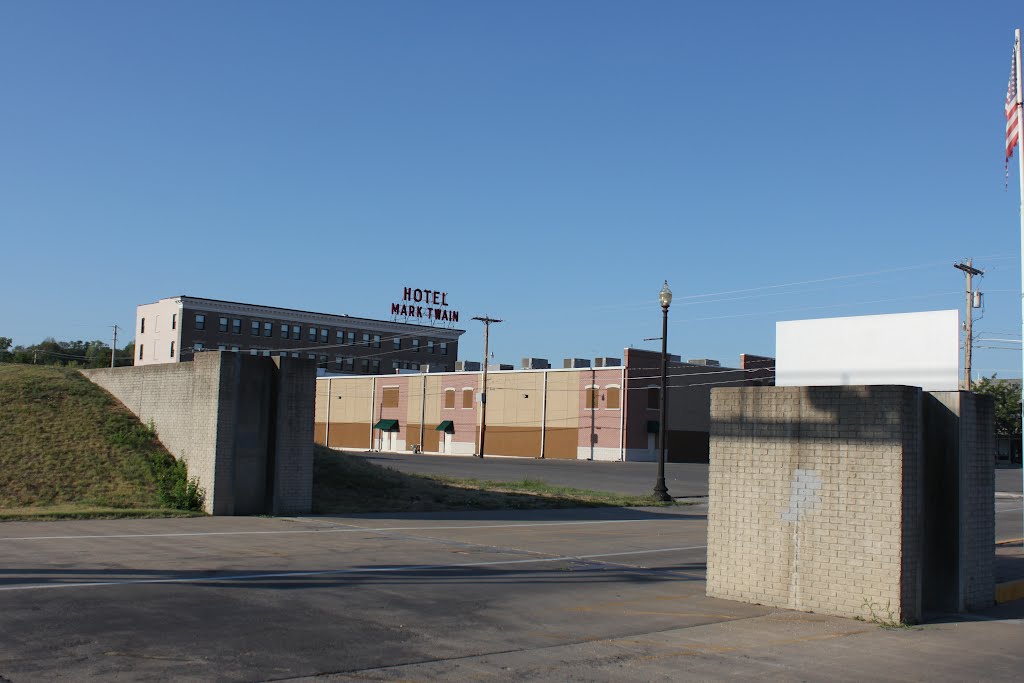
[392,361,400,370]
[308,353,316,360]
[219,316,228,332]
[264,322,273,337]
[427,340,435,354]
[347,331,355,345]
[195,314,206,330]
[232,319,241,334]
[412,363,420,370]
[218,344,227,351]
[371,359,381,373]
[292,325,301,340]
[231,346,239,352]
[170,342,175,358]
[647,387,660,410]
[140,318,145,334]
[280,323,289,338]
[606,386,621,410]
[138,344,144,360]
[462,388,473,409]
[585,385,598,410]
[444,389,456,409]
[345,357,354,370]
[361,333,370,346]
[171,314,177,330]
[440,342,448,356]
[372,334,381,348]
[412,339,420,352]
[321,329,329,344]
[308,327,318,342]
[194,343,204,351]
[335,356,343,371]
[392,336,401,350]
[250,349,258,356]
[262,350,270,357]
[382,387,399,408]
[251,320,261,336]
[319,354,328,366]
[360,358,369,373]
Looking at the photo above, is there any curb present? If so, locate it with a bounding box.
[996,579,1024,604]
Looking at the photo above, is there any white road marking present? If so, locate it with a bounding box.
[0,518,686,543]
[0,545,707,592]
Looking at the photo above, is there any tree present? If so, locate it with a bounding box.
[973,374,1021,436]
[0,336,11,362]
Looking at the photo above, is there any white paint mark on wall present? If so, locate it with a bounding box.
[783,468,822,609]
[782,469,822,522]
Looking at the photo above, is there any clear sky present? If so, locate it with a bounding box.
[2,1,1023,377]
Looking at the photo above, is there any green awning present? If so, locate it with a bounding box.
[373,419,399,431]
[435,420,454,432]
[647,420,660,434]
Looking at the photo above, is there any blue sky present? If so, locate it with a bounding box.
[2,1,1023,376]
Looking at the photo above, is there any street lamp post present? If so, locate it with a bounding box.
[653,280,672,502]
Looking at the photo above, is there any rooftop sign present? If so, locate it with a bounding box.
[391,287,459,324]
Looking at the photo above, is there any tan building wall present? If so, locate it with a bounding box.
[314,352,773,462]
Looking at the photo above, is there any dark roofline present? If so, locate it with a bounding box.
[164,295,466,334]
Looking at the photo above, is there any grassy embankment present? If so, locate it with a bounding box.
[0,365,203,520]
[313,446,679,513]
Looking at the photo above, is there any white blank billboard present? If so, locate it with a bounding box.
[776,310,960,391]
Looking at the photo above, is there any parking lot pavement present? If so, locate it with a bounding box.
[996,467,1022,496]
[358,451,711,497]
[0,505,750,682]
[1,506,1021,682]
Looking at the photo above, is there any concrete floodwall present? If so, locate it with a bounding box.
[707,385,994,623]
[83,352,315,515]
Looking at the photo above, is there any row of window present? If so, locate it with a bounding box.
[139,314,177,335]
[586,385,622,410]
[192,314,448,354]
[137,341,176,361]
[189,344,437,374]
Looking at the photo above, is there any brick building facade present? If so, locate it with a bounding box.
[134,296,464,374]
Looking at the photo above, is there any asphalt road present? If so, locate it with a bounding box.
[1,509,1022,682]
[361,452,712,497]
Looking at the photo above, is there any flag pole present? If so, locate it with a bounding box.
[1016,28,1024,542]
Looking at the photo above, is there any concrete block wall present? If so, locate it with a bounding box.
[83,352,315,515]
[271,356,316,515]
[925,391,995,612]
[707,385,924,623]
[84,354,227,513]
[962,393,995,609]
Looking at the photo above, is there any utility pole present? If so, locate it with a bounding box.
[954,259,984,390]
[471,315,502,458]
[111,324,119,369]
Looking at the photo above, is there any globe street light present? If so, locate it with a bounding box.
[654,280,672,502]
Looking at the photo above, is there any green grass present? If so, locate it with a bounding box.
[0,365,204,520]
[313,446,683,513]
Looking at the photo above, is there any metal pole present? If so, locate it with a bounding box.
[478,321,489,457]
[654,303,671,501]
[111,325,118,368]
[1015,28,1024,532]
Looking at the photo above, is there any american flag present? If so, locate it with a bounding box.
[1006,35,1021,162]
